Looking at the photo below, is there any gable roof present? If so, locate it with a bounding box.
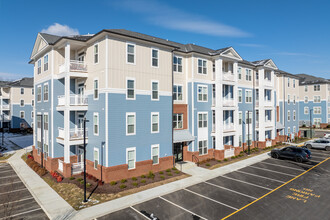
[275,70,301,80]
[252,59,278,69]
[296,74,330,85]
[9,77,34,88]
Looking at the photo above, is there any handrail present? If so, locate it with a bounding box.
[192,154,199,166]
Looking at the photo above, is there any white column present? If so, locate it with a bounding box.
[64,75,70,163]
[65,42,70,72]
[215,58,223,149]
[259,68,266,141]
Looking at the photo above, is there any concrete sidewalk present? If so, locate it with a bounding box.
[8,149,76,220]
[71,152,270,220]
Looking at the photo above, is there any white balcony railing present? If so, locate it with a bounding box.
[264,79,273,87]
[58,159,63,172]
[264,100,272,106]
[72,162,84,174]
[212,123,215,133]
[223,123,235,131]
[265,120,273,127]
[223,99,235,107]
[58,127,88,140]
[223,72,235,81]
[2,104,9,110]
[2,115,10,121]
[59,60,88,73]
[256,100,259,107]
[256,121,259,128]
[58,95,88,106]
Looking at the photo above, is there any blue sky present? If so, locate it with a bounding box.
[0,0,329,80]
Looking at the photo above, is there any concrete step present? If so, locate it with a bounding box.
[175,161,197,172]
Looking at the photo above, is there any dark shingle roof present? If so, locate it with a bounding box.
[39,33,61,45]
[251,59,271,66]
[0,81,10,87]
[275,70,301,80]
[9,77,34,88]
[238,59,255,67]
[296,74,330,85]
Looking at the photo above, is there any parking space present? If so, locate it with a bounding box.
[99,149,330,220]
[0,163,48,220]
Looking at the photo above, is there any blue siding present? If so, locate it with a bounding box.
[11,104,33,128]
[238,87,254,142]
[299,101,327,123]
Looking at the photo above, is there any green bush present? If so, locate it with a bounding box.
[231,156,235,159]
[110,181,117,186]
[175,170,180,174]
[159,171,164,174]
[206,163,210,166]
[69,177,75,180]
[120,184,127,189]
[147,171,155,179]
[140,179,146,183]
[160,175,165,179]
[77,178,83,182]
[172,167,177,171]
[132,177,137,181]
[86,183,91,188]
[166,168,171,172]
[121,179,127,183]
[224,158,228,162]
[167,173,173,176]
[141,174,146,178]
[132,182,138,187]
[80,180,84,184]
[217,160,222,163]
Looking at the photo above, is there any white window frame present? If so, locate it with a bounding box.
[37,85,42,102]
[304,107,309,114]
[305,85,308,92]
[293,79,295,88]
[314,84,320,91]
[238,67,242,80]
[32,100,34,107]
[197,58,207,75]
[44,54,49,71]
[313,107,321,114]
[198,112,208,128]
[94,43,99,64]
[238,111,242,125]
[126,78,136,100]
[197,84,208,102]
[293,95,296,105]
[93,79,99,100]
[126,42,136,64]
[20,87,24,95]
[198,139,208,156]
[151,112,159,133]
[173,113,183,129]
[245,69,252,81]
[43,83,49,102]
[20,111,25,119]
[37,59,41,74]
[287,110,291,121]
[31,111,34,119]
[287,78,290,87]
[173,84,183,101]
[173,55,183,73]
[313,96,321,103]
[32,88,34,95]
[245,90,252,103]
[93,112,99,136]
[126,112,136,136]
[126,147,136,170]
[151,144,159,165]
[304,96,308,103]
[151,80,159,101]
[151,48,159,67]
[288,95,290,104]
[20,99,24,107]
[238,89,242,103]
[245,111,252,124]
[94,148,99,169]
[293,110,296,121]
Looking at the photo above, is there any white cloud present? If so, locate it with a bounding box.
[113,0,250,37]
[0,72,32,81]
[41,23,79,36]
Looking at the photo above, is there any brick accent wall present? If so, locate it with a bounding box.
[173,104,188,129]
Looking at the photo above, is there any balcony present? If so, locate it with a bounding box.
[265,120,273,127]
[1,104,9,110]
[223,123,235,132]
[56,127,88,145]
[1,115,10,121]
[256,100,259,107]
[57,95,88,111]
[59,60,88,78]
[256,121,259,128]
[264,79,273,87]
[264,100,273,107]
[223,99,235,107]
[222,72,235,82]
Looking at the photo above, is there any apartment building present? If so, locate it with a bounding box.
[0,78,34,130]
[297,74,330,128]
[275,71,300,139]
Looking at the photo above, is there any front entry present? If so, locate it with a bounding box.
[174,143,183,162]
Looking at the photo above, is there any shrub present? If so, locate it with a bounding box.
[206,163,210,167]
[172,167,177,171]
[166,169,171,172]
[147,171,155,179]
[57,176,63,182]
[119,184,127,189]
[110,181,117,186]
[167,173,173,176]
[132,182,138,187]
[159,171,164,174]
[69,177,75,180]
[132,177,137,181]
[140,179,146,183]
[121,179,127,183]
[141,174,146,178]
[224,158,228,162]
[86,183,91,188]
[175,170,180,174]
[160,175,165,179]
[77,178,83,182]
[80,180,84,184]
[231,156,235,159]
[217,160,222,163]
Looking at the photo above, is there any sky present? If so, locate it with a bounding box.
[0,0,329,81]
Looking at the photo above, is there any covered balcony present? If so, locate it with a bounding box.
[223,110,235,132]
[56,127,88,145]
[57,94,88,111]
[59,60,87,74]
[222,61,235,82]
[1,104,9,110]
[223,85,235,107]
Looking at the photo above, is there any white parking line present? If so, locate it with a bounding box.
[0,170,12,174]
[184,188,238,210]
[259,161,304,171]
[235,170,286,183]
[204,182,257,200]
[130,206,150,220]
[248,166,296,177]
[268,158,313,166]
[0,197,34,205]
[220,175,273,191]
[0,180,22,187]
[159,196,207,220]
[0,188,27,195]
[0,208,42,220]
[0,175,17,179]
[311,155,328,159]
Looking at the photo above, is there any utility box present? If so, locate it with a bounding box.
[302,130,315,138]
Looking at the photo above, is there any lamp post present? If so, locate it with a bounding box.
[310,109,313,139]
[83,117,89,203]
[247,111,251,155]
[2,114,4,147]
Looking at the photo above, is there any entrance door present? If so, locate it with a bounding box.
[77,114,84,130]
[174,143,183,162]
[77,146,84,163]
[77,83,84,104]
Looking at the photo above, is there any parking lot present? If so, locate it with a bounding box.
[98,148,330,220]
[0,163,48,220]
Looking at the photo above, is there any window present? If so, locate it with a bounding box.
[293,126,296,133]
[151,145,159,165]
[245,69,252,81]
[21,88,24,94]
[293,79,295,88]
[94,148,99,169]
[44,54,48,71]
[288,127,291,134]
[151,81,159,100]
[304,96,308,103]
[288,95,290,104]
[126,79,135,100]
[293,95,296,104]
[20,99,24,107]
[94,44,99,64]
[173,56,182,72]
[238,67,242,79]
[151,49,158,67]
[173,85,183,101]
[198,113,207,128]
[93,113,99,135]
[94,79,98,100]
[287,110,291,121]
[238,112,242,125]
[265,89,271,101]
[293,110,296,121]
[238,89,242,103]
[126,113,136,135]
[197,85,208,102]
[31,111,34,119]
[44,114,48,131]
[304,107,309,114]
[305,85,308,92]
[313,107,321,114]
[198,59,207,74]
[151,112,159,133]
[32,100,34,107]
[245,90,252,103]
[173,113,183,129]
[20,111,25,119]
[32,88,34,95]
[127,43,135,64]
[313,96,321,103]
[245,111,252,124]
[37,59,41,74]
[314,118,321,127]
[239,135,242,146]
[127,147,136,169]
[287,78,290,87]
[43,84,48,102]
[37,86,41,102]
[264,71,271,81]
[198,140,208,155]
[314,84,320,91]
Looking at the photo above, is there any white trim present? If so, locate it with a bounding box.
[43,53,49,72]
[93,112,99,136]
[37,85,42,102]
[151,80,159,101]
[20,99,24,107]
[197,111,208,128]
[43,82,49,102]
[93,147,99,169]
[126,42,136,65]
[173,55,183,73]
[151,144,159,165]
[151,112,159,133]
[105,35,109,167]
[197,58,207,75]
[126,77,136,100]
[197,84,208,102]
[151,47,159,68]
[245,89,252,103]
[238,88,242,103]
[93,43,99,64]
[93,78,99,100]
[126,147,136,170]
[20,111,25,119]
[173,84,183,101]
[126,112,136,136]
